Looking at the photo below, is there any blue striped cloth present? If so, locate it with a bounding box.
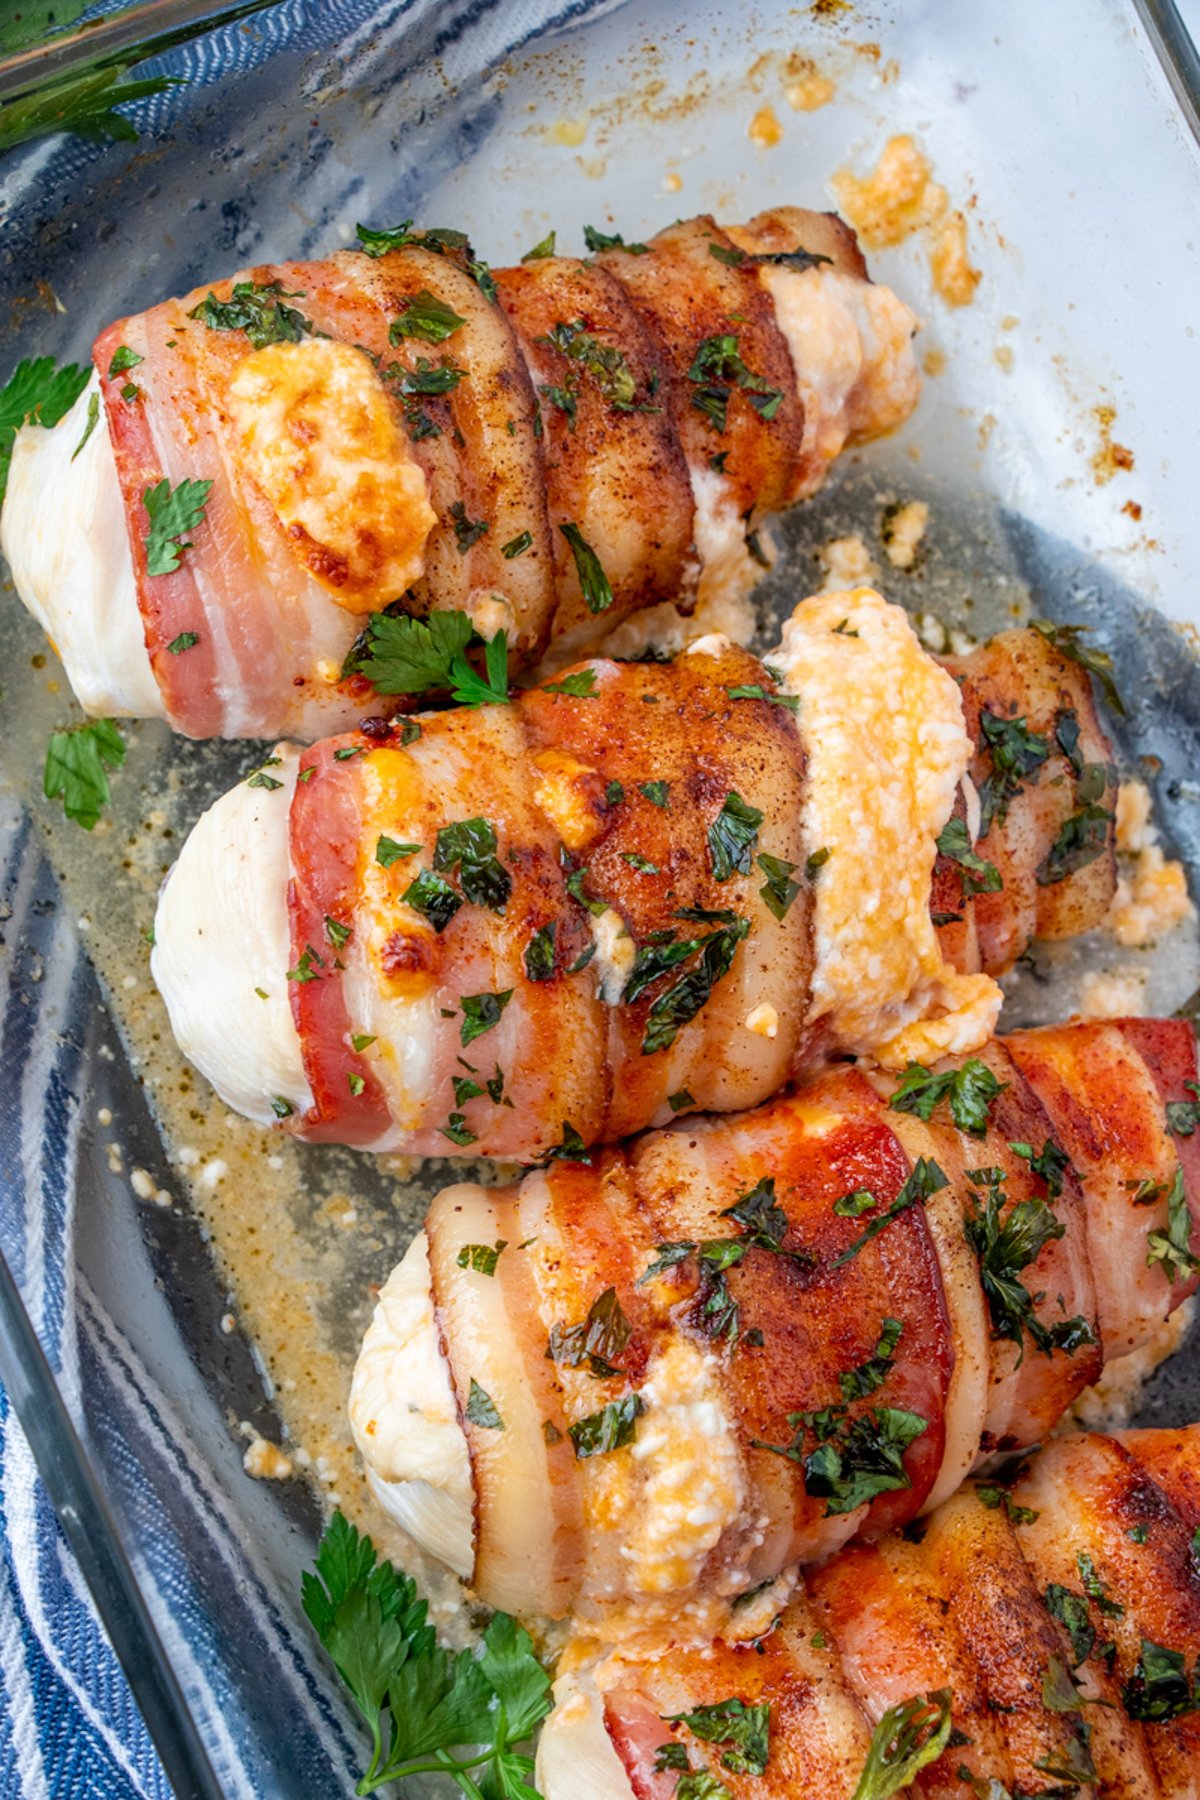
[0,2,618,1792]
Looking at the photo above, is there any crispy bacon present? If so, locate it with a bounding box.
[20,208,921,738]
[413,1019,1198,1626]
[553,1427,1200,1800]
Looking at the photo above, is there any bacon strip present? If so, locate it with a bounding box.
[560,1427,1200,1800]
[413,1019,1199,1627]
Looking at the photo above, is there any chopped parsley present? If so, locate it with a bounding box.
[43,718,125,830]
[324,914,352,949]
[1032,619,1125,717]
[1,357,91,504]
[348,609,509,706]
[834,1188,878,1219]
[935,816,1002,896]
[1037,803,1113,887]
[757,852,800,920]
[286,944,324,984]
[708,792,763,881]
[622,851,660,874]
[459,989,513,1046]
[963,1166,1096,1360]
[726,682,799,712]
[642,917,751,1055]
[850,1691,953,1800]
[465,1379,503,1429]
[977,710,1050,837]
[1121,1639,1200,1722]
[72,391,100,460]
[839,1318,904,1402]
[669,1089,695,1112]
[107,345,143,377]
[376,836,421,867]
[524,922,558,982]
[188,279,312,348]
[541,668,598,698]
[662,1698,770,1778]
[433,817,511,912]
[583,225,649,253]
[805,846,831,881]
[1044,1583,1097,1666]
[522,230,557,260]
[640,780,670,808]
[568,1393,644,1458]
[687,333,782,433]
[500,530,533,559]
[1146,1166,1199,1283]
[1009,1137,1072,1201]
[755,1404,928,1516]
[638,1177,807,1348]
[1166,1081,1200,1136]
[351,1033,377,1052]
[456,1241,507,1276]
[830,1158,948,1270]
[401,868,462,932]
[301,1511,550,1796]
[143,476,212,577]
[889,1058,1007,1137]
[448,500,489,553]
[543,1121,592,1164]
[541,318,638,409]
[388,289,466,345]
[548,1287,631,1378]
[166,630,199,654]
[559,521,614,614]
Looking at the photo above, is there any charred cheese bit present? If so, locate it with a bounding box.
[832,133,947,249]
[226,339,437,613]
[531,748,606,852]
[770,587,1002,1066]
[580,1340,745,1602]
[1107,780,1195,948]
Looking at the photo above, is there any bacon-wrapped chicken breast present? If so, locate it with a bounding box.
[349,1016,1200,1631]
[1,208,919,740]
[151,587,1116,1154]
[537,1425,1200,1799]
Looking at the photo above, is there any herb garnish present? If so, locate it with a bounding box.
[465,1379,503,1429]
[388,290,466,345]
[457,1241,507,1276]
[568,1393,644,1458]
[583,225,649,253]
[401,869,462,933]
[500,530,533,559]
[522,231,557,260]
[1037,803,1113,887]
[143,476,212,576]
[687,334,782,433]
[663,1698,770,1777]
[889,1058,1007,1137]
[708,792,764,881]
[301,1511,550,1796]
[166,630,199,654]
[524,923,557,982]
[1122,1639,1200,1722]
[839,1318,904,1402]
[448,500,489,553]
[850,1691,953,1800]
[641,917,751,1055]
[376,836,422,868]
[548,1287,631,1378]
[935,816,1002,896]
[433,817,511,912]
[0,358,92,503]
[727,682,799,712]
[977,710,1049,837]
[541,668,598,698]
[348,609,509,706]
[188,280,312,348]
[1146,1166,1199,1283]
[1166,1081,1200,1136]
[963,1166,1095,1360]
[1032,620,1125,717]
[541,318,638,409]
[559,521,614,614]
[459,989,513,1046]
[1009,1137,1072,1200]
[754,1404,928,1516]
[757,852,800,920]
[638,1177,807,1347]
[43,718,125,830]
[830,1158,948,1270]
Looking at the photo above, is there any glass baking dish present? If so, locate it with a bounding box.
[2,0,1200,1791]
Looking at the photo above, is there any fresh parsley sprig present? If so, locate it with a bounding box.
[0,356,92,504]
[43,717,125,830]
[349,609,510,707]
[143,476,213,577]
[851,1691,953,1800]
[302,1511,551,1798]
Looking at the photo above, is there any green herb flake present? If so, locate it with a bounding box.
[107,345,143,378]
[849,1690,953,1800]
[1167,1082,1200,1136]
[433,817,511,912]
[460,988,514,1046]
[831,1158,948,1269]
[663,1698,770,1777]
[43,718,126,831]
[568,1393,644,1458]
[669,1089,695,1113]
[1037,803,1113,887]
[541,668,599,698]
[457,1241,507,1276]
[324,914,352,950]
[642,918,751,1055]
[188,280,313,349]
[964,1165,1096,1361]
[977,709,1051,837]
[804,846,831,881]
[757,852,800,921]
[1032,619,1125,717]
[560,521,614,614]
[388,289,467,345]
[839,1317,904,1402]
[640,780,670,808]
[143,476,213,577]
[936,816,1002,896]
[72,390,101,461]
[548,1287,632,1379]
[166,630,199,654]
[687,332,783,433]
[500,529,533,559]
[522,230,557,260]
[708,792,764,881]
[583,225,649,253]
[889,1057,1007,1137]
[401,869,462,933]
[1121,1639,1200,1722]
[1146,1166,1199,1284]
[349,609,509,708]
[351,1033,377,1053]
[465,1378,504,1429]
[524,922,558,982]
[754,1404,928,1516]
[270,1097,294,1119]
[375,836,422,867]
[0,357,92,505]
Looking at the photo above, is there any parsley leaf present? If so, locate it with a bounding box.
[522,230,557,260]
[964,1166,1096,1360]
[889,1058,1007,1137]
[559,521,614,614]
[757,852,800,920]
[977,709,1050,837]
[376,836,421,868]
[830,1158,948,1269]
[687,333,783,433]
[936,816,1002,896]
[541,318,638,409]
[839,1318,904,1402]
[143,476,212,577]
[1122,1639,1200,1722]
[1032,619,1125,717]
[433,817,511,912]
[401,869,462,933]
[755,1404,928,1516]
[850,1691,953,1800]
[642,918,751,1054]
[465,1378,503,1429]
[541,668,598,698]
[1037,804,1113,886]
[583,225,649,253]
[664,1698,770,1777]
[0,357,92,503]
[388,289,466,345]
[568,1393,644,1458]
[460,989,513,1046]
[1167,1082,1200,1136]
[524,922,558,982]
[188,279,312,348]
[548,1287,632,1378]
[350,609,509,706]
[43,718,125,830]
[302,1510,551,1795]
[1146,1166,1199,1284]
[708,792,763,881]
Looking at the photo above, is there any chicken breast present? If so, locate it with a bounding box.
[349,1017,1200,1631]
[151,590,1116,1154]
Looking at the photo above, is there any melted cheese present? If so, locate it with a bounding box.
[832,134,948,249]
[690,462,771,611]
[1106,780,1195,948]
[226,339,436,613]
[769,587,1002,1065]
[930,211,981,307]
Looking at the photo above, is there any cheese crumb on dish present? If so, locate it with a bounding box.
[226,339,437,613]
[1078,967,1146,1019]
[1070,1296,1196,1431]
[1106,780,1194,947]
[833,133,981,307]
[748,104,784,147]
[818,532,879,590]
[787,69,835,110]
[881,498,929,569]
[242,1434,294,1481]
[768,587,1002,1065]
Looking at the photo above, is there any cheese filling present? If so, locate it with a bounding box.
[768,587,1002,1066]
